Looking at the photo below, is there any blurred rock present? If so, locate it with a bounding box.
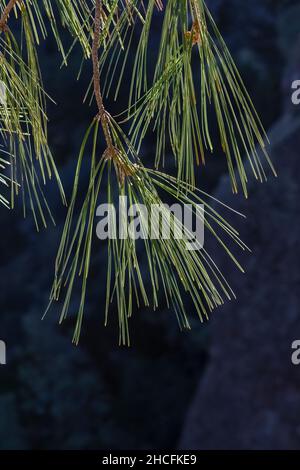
[179,111,300,449]
[179,3,300,450]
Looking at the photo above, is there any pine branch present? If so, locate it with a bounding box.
[0,0,275,344]
[0,0,66,226]
[91,0,135,184]
[47,114,248,345]
[92,0,113,150]
[0,0,19,32]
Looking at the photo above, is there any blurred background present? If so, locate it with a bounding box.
[0,0,300,450]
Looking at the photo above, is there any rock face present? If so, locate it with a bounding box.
[180,14,300,448]
[180,113,300,449]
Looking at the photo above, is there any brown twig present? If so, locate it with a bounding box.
[0,0,19,32]
[92,0,134,185]
[92,0,114,152]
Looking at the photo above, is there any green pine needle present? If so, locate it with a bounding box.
[47,118,249,345]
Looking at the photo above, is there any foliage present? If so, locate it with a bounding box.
[0,0,274,344]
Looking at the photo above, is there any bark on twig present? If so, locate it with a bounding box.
[92,0,114,152]
[0,0,19,32]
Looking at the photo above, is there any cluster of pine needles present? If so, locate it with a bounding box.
[0,0,275,345]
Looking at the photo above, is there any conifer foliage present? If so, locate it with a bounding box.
[0,1,275,344]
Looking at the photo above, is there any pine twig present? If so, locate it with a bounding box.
[0,0,19,32]
[92,0,133,184]
[92,0,113,152]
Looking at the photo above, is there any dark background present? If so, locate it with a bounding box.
[0,0,300,450]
